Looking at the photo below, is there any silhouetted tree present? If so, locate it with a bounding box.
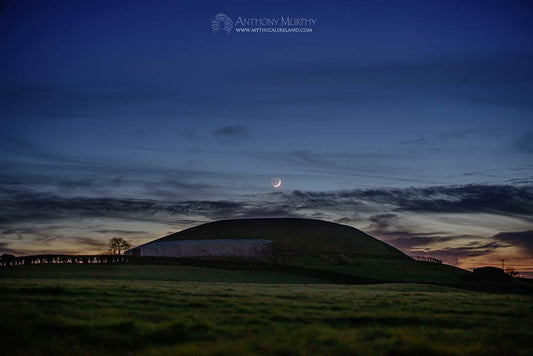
[505,267,519,278]
[108,237,131,255]
[1,253,16,266]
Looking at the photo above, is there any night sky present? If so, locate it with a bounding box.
[1,1,532,276]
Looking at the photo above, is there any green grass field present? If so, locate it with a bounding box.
[1,264,533,355]
[284,256,471,284]
[0,264,333,284]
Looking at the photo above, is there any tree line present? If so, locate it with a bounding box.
[0,237,132,266]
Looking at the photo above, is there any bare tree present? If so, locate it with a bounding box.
[505,267,519,278]
[108,237,131,255]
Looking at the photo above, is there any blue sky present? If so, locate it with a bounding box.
[1,0,532,275]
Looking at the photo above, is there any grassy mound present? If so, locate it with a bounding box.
[157,218,409,259]
[132,218,481,287]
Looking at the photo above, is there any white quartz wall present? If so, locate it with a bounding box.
[137,239,272,258]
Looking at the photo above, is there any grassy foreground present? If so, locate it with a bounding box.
[1,265,533,355]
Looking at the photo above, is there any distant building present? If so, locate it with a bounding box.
[472,266,510,282]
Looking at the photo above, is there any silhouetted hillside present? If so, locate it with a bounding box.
[157,218,410,259]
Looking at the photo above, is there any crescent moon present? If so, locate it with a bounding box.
[271,177,282,188]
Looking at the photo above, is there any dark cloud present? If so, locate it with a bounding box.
[2,184,531,227]
[398,137,431,147]
[73,237,108,248]
[0,228,128,256]
[58,178,100,192]
[0,187,156,224]
[287,190,352,209]
[507,178,533,185]
[364,227,510,266]
[0,225,66,246]
[0,242,34,256]
[212,125,248,140]
[393,238,508,265]
[278,184,533,223]
[142,178,214,200]
[387,235,454,250]
[430,241,509,258]
[390,185,533,216]
[0,186,299,225]
[0,241,89,256]
[494,230,533,256]
[231,205,299,219]
[1,227,39,236]
[92,229,149,236]
[370,230,456,251]
[298,184,533,217]
[398,129,496,152]
[368,213,399,230]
